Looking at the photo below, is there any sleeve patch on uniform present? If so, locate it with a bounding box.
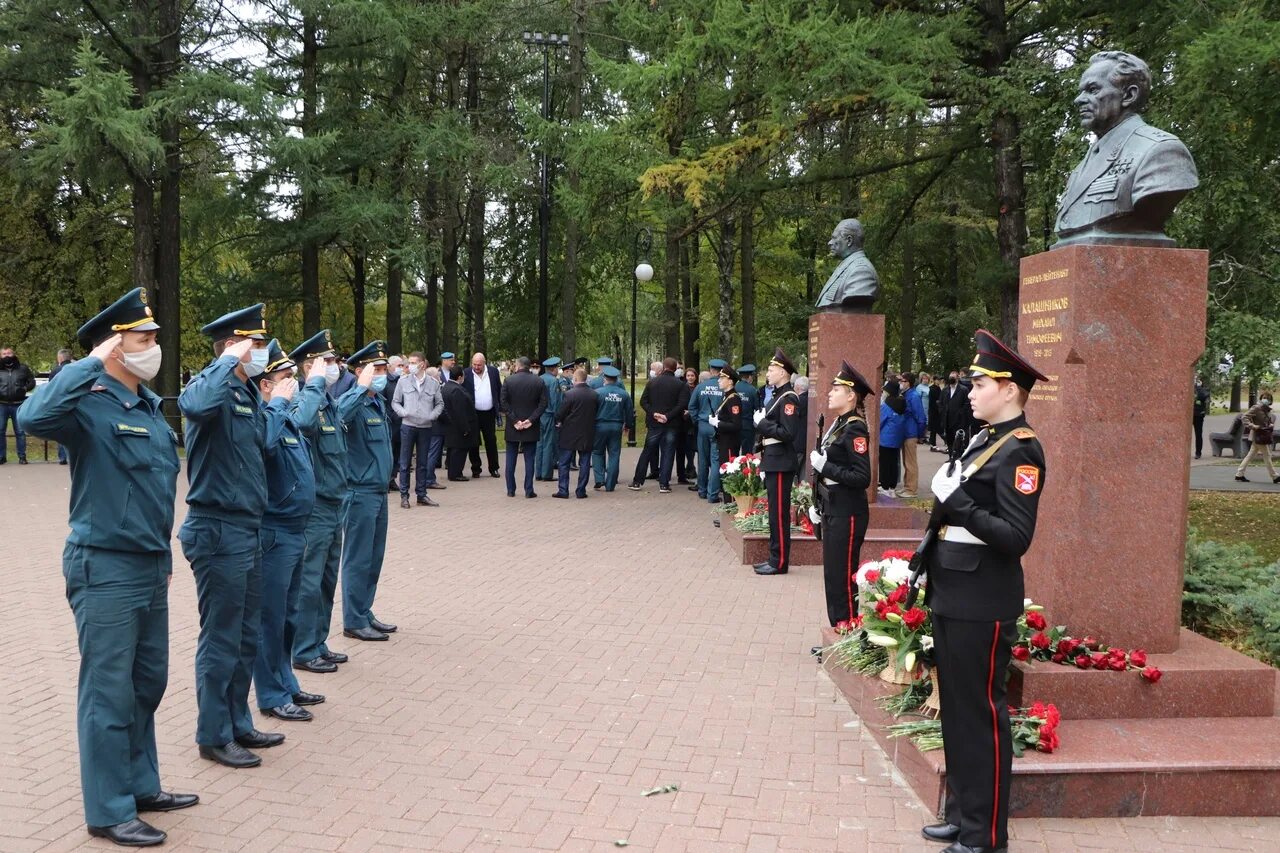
[852,436,867,454]
[731,405,740,415]
[783,403,796,416]
[1015,465,1041,495]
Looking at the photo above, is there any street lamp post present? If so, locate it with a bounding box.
[521,30,569,361]
[630,227,654,446]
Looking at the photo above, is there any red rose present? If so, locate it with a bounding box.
[1141,666,1163,683]
[834,620,851,634]
[1011,645,1031,662]
[852,614,864,629]
[1045,704,1061,727]
[1025,611,1047,631]
[1108,656,1127,671]
[1091,651,1109,668]
[888,584,909,605]
[864,569,880,584]
[1056,638,1079,656]
[1051,652,1067,664]
[1029,632,1051,650]
[1128,649,1147,667]
[1081,636,1099,650]
[901,607,928,631]
[1074,653,1092,669]
[1107,647,1127,661]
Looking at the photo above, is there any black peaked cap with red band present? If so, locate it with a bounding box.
[832,360,873,398]
[769,347,797,376]
[968,328,1048,392]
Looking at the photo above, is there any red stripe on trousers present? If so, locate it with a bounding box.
[777,472,786,566]
[986,622,1001,848]
[845,516,857,618]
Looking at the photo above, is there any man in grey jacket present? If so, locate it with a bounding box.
[392,351,445,508]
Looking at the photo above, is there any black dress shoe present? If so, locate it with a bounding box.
[940,843,1005,853]
[593,483,604,490]
[425,483,446,490]
[526,491,537,498]
[88,817,166,846]
[400,496,411,508]
[417,496,439,506]
[295,656,337,674]
[135,791,199,812]
[369,617,397,633]
[264,703,313,722]
[687,485,699,491]
[507,490,516,497]
[235,729,285,749]
[552,492,569,499]
[344,626,388,641]
[922,822,961,843]
[292,691,325,706]
[575,492,588,499]
[754,563,788,575]
[18,457,28,464]
[321,650,348,664]
[471,471,482,478]
[490,470,500,478]
[752,561,771,572]
[200,742,262,768]
[449,475,471,482]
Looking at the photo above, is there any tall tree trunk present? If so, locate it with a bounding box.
[898,216,916,371]
[153,0,181,400]
[300,12,320,332]
[663,226,680,356]
[426,264,439,358]
[352,247,367,348]
[740,200,755,367]
[384,61,409,355]
[680,237,696,368]
[979,0,1027,344]
[561,0,587,359]
[441,52,462,353]
[689,235,701,368]
[715,213,735,362]
[386,255,403,353]
[465,54,485,355]
[129,2,156,301]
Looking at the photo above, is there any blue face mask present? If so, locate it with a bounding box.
[370,375,388,393]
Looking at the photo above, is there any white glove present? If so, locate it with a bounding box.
[709,415,720,428]
[809,449,828,472]
[753,410,766,426]
[808,506,821,525]
[931,464,964,503]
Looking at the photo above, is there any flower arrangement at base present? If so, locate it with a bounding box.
[719,453,765,498]
[888,701,1062,755]
[1012,600,1163,683]
[854,552,930,682]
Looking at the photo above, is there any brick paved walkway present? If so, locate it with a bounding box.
[2,456,1278,852]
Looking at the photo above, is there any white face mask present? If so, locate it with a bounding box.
[121,344,162,381]
[243,347,269,378]
[324,364,340,386]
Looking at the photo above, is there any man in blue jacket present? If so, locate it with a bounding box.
[179,304,284,769]
[688,358,727,502]
[20,288,197,847]
[252,340,327,725]
[339,341,397,642]
[592,366,633,491]
[900,371,927,497]
[289,330,351,676]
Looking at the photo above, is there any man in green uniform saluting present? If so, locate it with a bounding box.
[20,288,198,847]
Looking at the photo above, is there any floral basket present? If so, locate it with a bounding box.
[720,453,765,498]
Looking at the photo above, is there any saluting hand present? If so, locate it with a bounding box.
[225,338,255,363]
[89,333,123,366]
[356,363,376,388]
[306,357,327,383]
[273,376,298,401]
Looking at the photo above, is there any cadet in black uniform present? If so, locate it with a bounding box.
[922,329,1047,853]
[752,348,802,576]
[709,365,742,503]
[807,361,873,627]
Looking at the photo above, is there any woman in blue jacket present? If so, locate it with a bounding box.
[878,380,908,494]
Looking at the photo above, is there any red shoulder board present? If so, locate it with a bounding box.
[783,403,796,416]
[731,405,740,415]
[852,436,868,454]
[1014,465,1040,495]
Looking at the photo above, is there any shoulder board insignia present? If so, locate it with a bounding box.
[1012,427,1037,440]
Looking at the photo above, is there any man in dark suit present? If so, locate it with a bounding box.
[941,371,976,449]
[441,371,479,482]
[462,352,502,478]
[500,356,548,498]
[554,368,597,499]
[927,374,943,449]
[628,357,690,493]
[382,355,403,492]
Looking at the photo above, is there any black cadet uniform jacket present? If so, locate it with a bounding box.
[817,413,872,516]
[714,391,742,439]
[754,382,802,472]
[926,413,1045,622]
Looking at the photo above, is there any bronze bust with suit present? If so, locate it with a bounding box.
[1054,51,1198,248]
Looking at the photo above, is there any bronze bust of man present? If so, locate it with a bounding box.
[1053,51,1198,248]
[815,218,878,312]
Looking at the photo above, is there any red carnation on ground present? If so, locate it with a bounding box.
[1128,649,1148,667]
[1074,653,1092,669]
[901,607,928,631]
[1011,645,1031,662]
[1025,611,1047,631]
[1029,632,1051,650]
[1142,666,1163,683]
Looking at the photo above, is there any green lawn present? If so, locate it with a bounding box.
[1188,492,1280,562]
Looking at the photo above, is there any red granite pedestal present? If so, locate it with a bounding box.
[818,244,1280,817]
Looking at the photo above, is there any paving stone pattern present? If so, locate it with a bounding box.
[2,456,1277,851]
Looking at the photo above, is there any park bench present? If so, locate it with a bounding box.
[1210,415,1245,457]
